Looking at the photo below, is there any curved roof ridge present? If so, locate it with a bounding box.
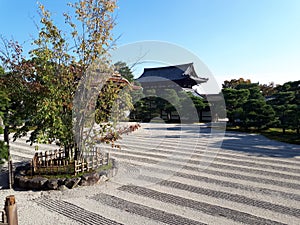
[136,62,208,84]
[143,62,193,71]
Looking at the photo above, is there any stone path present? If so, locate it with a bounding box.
[0,123,300,224]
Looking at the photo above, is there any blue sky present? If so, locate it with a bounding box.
[1,0,300,87]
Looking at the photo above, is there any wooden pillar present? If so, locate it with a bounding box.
[5,195,18,225]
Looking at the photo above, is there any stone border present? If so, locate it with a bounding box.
[14,158,118,191]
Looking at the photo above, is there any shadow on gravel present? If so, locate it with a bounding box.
[143,123,300,159]
[0,168,9,189]
[221,132,300,159]
[0,162,30,190]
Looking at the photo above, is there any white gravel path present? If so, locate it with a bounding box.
[0,123,299,224]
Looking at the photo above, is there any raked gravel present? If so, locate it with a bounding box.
[0,122,300,225]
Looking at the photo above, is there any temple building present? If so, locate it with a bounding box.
[134,63,215,122]
[136,63,208,91]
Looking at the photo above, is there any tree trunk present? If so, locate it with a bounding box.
[4,125,12,189]
[4,125,9,145]
[64,146,70,159]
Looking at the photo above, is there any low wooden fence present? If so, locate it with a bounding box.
[74,152,109,175]
[31,150,70,175]
[31,149,110,176]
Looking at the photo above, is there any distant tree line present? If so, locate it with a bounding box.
[117,66,299,133]
[222,78,300,134]
[129,88,207,123]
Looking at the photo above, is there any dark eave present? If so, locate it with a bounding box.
[136,63,208,84]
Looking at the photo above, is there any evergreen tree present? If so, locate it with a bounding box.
[269,81,300,134]
[223,81,276,130]
[222,88,249,126]
[114,61,135,82]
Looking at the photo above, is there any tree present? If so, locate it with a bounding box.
[238,83,276,130]
[114,61,135,82]
[178,91,206,122]
[95,80,133,124]
[269,81,300,134]
[158,89,180,120]
[222,88,249,125]
[222,81,276,130]
[0,0,118,160]
[222,78,251,89]
[128,82,145,121]
[0,72,9,163]
[259,82,277,97]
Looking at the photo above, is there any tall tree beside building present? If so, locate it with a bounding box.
[114,61,135,82]
[222,88,249,126]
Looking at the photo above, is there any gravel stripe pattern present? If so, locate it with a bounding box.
[91,193,206,225]
[1,123,299,225]
[118,184,285,225]
[34,198,124,225]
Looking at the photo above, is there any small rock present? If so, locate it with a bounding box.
[17,176,28,189]
[57,178,66,186]
[47,178,59,190]
[58,185,68,191]
[82,172,100,181]
[98,175,108,183]
[98,170,108,177]
[65,177,81,189]
[80,172,100,186]
[28,177,48,190]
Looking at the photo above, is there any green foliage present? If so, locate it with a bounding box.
[0,0,118,159]
[0,89,9,119]
[261,128,300,145]
[222,88,249,125]
[130,88,206,122]
[95,81,133,123]
[159,89,180,115]
[222,78,251,89]
[269,80,300,134]
[0,66,4,75]
[0,140,8,164]
[223,78,300,134]
[114,61,135,82]
[222,81,276,130]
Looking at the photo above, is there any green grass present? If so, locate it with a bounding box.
[226,126,300,145]
[260,128,300,145]
[95,161,113,172]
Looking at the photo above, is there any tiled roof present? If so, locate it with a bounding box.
[136,63,208,83]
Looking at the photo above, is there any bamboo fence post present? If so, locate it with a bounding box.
[5,195,18,225]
